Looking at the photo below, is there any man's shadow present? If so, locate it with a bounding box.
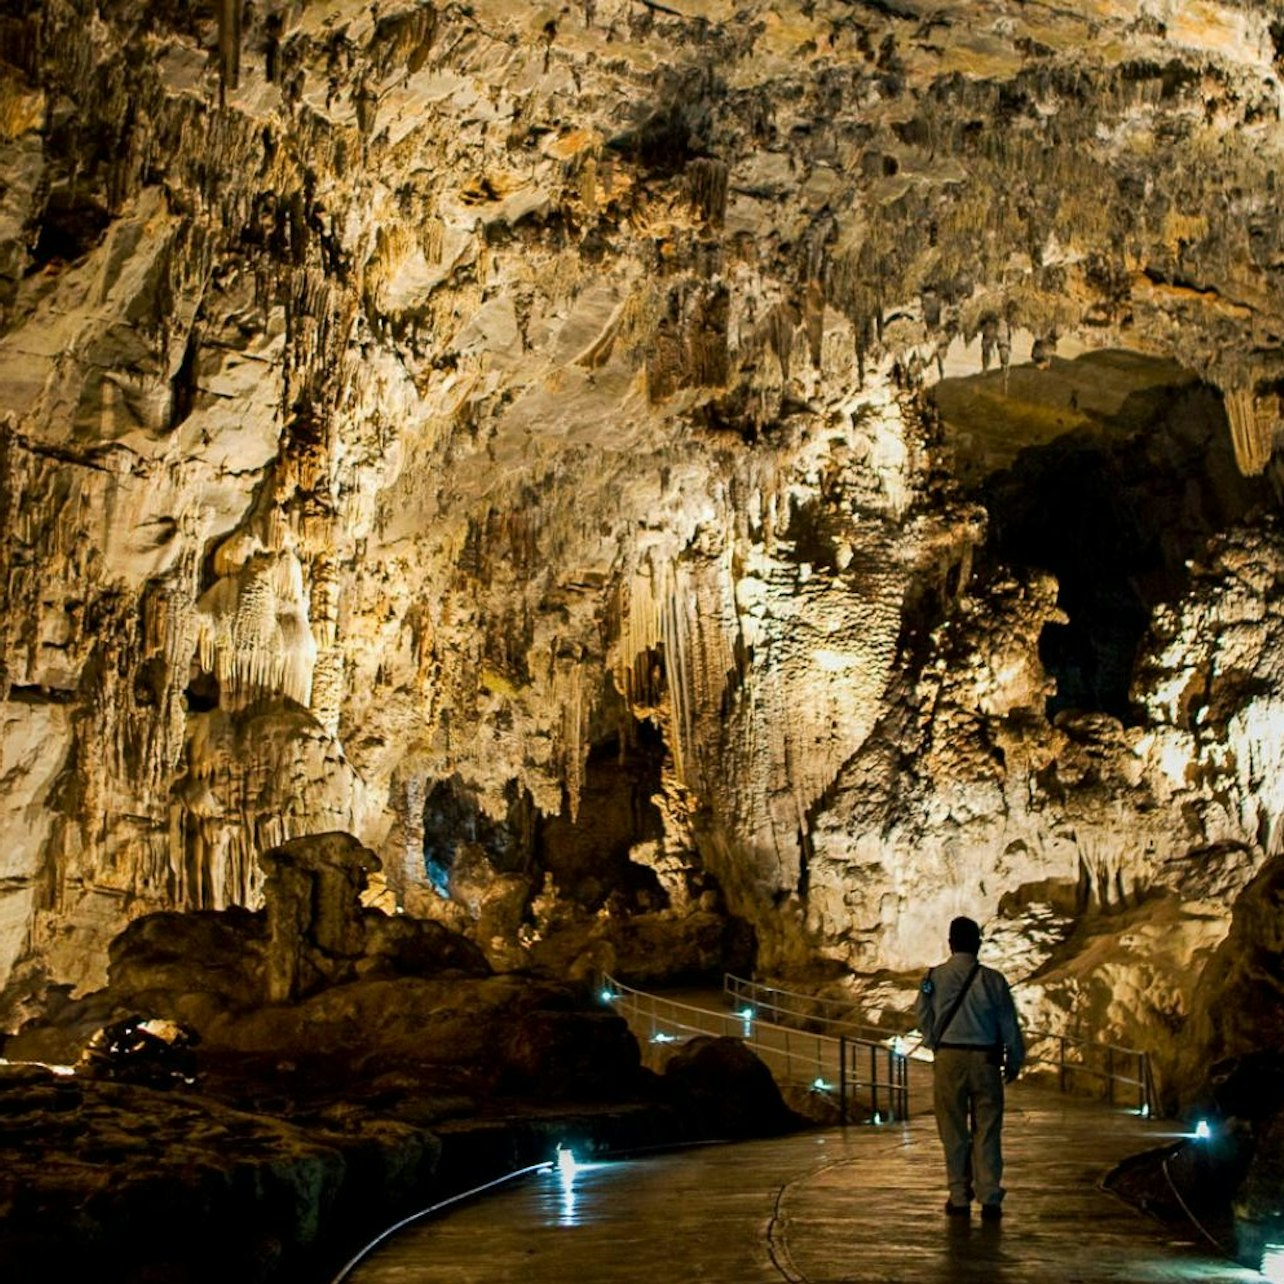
[943,1212,1010,1283]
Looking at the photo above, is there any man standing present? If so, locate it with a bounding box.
[915,915,1025,1221]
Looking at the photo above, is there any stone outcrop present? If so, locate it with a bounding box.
[0,828,802,1284]
[655,1033,801,1139]
[0,0,1282,1113]
[1105,1051,1284,1273]
[261,830,383,1000]
[1178,855,1284,1091]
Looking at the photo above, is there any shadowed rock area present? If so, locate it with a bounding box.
[0,832,802,1282]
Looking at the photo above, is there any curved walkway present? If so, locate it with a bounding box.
[345,1086,1256,1283]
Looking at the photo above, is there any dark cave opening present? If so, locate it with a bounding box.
[421,775,535,896]
[932,350,1271,720]
[420,718,669,914]
[535,718,669,914]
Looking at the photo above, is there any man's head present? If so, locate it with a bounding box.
[949,915,982,955]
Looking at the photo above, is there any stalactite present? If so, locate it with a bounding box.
[764,302,797,381]
[613,555,737,792]
[552,650,587,820]
[686,157,729,226]
[217,0,243,106]
[194,551,317,710]
[308,555,342,734]
[398,775,426,906]
[1224,386,1277,477]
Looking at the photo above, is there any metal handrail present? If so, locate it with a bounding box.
[599,973,912,1124]
[723,972,1154,1116]
[724,974,892,1044]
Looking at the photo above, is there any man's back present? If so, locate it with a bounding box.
[918,951,1024,1068]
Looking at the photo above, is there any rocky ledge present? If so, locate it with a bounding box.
[0,831,800,1283]
[1106,1051,1284,1278]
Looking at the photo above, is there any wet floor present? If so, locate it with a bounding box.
[344,1086,1257,1283]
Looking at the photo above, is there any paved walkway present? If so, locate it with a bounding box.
[345,1086,1256,1283]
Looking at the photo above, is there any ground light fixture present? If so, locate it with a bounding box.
[1194,1119,1212,1140]
[553,1144,590,1229]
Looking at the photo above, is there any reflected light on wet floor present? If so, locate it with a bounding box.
[544,1151,619,1230]
[1261,1243,1284,1284]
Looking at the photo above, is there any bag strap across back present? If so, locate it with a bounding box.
[930,961,981,1051]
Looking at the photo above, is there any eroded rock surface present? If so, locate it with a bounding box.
[0,0,1281,1107]
[0,839,798,1284]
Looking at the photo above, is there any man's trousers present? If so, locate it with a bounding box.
[932,1046,1006,1207]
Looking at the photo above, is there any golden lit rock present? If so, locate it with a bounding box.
[0,0,1281,1110]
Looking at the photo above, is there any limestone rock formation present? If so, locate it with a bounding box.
[0,0,1282,1109]
[0,829,798,1283]
[656,1033,801,1139]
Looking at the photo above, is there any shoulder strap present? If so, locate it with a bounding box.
[930,961,981,1051]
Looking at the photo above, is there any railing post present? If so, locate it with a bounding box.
[870,1043,878,1122]
[839,1035,848,1124]
[1106,1045,1115,1105]
[1058,1036,1067,1094]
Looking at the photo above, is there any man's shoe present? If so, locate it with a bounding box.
[944,1200,971,1216]
[980,1204,1003,1222]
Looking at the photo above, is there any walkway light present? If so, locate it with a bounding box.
[555,1145,578,1177]
[1194,1119,1211,1140]
[599,987,615,1004]
[651,1031,675,1044]
[812,1077,831,1092]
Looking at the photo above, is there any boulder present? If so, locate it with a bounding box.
[499,1007,643,1101]
[108,908,267,1010]
[358,911,491,980]
[659,1035,800,1139]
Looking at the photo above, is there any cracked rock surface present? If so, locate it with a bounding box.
[0,0,1282,1104]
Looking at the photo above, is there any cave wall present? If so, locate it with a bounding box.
[1,0,1283,1071]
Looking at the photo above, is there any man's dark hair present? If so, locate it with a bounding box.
[949,916,982,954]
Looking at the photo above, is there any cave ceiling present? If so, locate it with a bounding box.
[1,0,1283,1064]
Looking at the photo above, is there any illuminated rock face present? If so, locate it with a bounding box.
[0,0,1282,1083]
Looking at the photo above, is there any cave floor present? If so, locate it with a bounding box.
[346,1086,1255,1284]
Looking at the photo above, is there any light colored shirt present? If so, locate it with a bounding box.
[915,950,1025,1072]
